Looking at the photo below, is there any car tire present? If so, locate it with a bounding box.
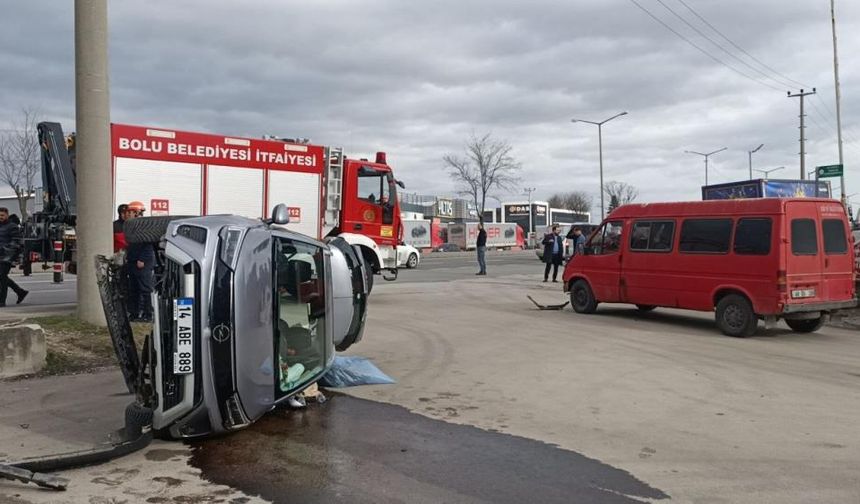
[406,253,418,269]
[570,279,598,314]
[785,316,825,333]
[124,216,192,244]
[715,294,758,337]
[635,304,657,312]
[364,264,374,294]
[124,401,153,438]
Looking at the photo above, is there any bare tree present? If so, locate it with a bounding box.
[0,108,41,220]
[603,181,638,214]
[547,191,592,214]
[443,133,521,220]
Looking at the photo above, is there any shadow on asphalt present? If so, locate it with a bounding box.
[190,394,668,504]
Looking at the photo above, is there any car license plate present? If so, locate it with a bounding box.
[173,298,194,375]
[791,289,816,299]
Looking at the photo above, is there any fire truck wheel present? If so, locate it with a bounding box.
[715,294,758,338]
[364,265,374,293]
[570,279,598,314]
[124,216,192,244]
[785,316,825,333]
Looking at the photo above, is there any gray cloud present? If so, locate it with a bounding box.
[1,0,858,214]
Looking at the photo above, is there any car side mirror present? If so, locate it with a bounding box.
[396,180,406,189]
[269,204,291,225]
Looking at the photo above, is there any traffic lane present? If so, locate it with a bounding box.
[0,274,77,319]
[399,250,543,283]
[344,276,860,503]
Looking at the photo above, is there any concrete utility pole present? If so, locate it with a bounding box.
[523,187,536,246]
[748,144,764,180]
[75,0,112,325]
[571,111,627,221]
[685,147,726,186]
[788,88,816,180]
[830,0,846,206]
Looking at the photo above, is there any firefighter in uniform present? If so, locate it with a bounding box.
[125,201,154,322]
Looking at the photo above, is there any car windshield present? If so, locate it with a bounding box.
[274,237,328,396]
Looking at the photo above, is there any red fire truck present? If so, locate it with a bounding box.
[111,124,403,286]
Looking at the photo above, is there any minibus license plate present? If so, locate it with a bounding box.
[174,298,194,375]
[791,289,815,299]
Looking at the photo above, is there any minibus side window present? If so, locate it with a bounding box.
[679,219,732,253]
[822,219,848,254]
[630,220,674,252]
[791,219,818,255]
[734,218,772,255]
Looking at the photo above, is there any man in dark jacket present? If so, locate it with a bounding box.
[475,222,487,276]
[125,205,155,321]
[0,208,28,306]
[542,225,564,283]
[113,203,129,253]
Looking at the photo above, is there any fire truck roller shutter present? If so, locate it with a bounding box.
[206,165,264,218]
[267,170,321,238]
[114,157,202,215]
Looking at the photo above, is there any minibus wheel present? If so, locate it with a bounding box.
[570,280,598,314]
[635,304,656,312]
[785,316,825,333]
[715,294,757,337]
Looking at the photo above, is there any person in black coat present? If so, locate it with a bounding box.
[542,225,564,283]
[475,222,487,275]
[0,208,28,306]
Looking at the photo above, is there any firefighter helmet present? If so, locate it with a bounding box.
[128,201,146,214]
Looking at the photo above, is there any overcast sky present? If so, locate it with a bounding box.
[1,0,858,215]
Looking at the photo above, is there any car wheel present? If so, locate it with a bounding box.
[715,294,757,337]
[785,316,825,333]
[570,279,598,314]
[635,304,656,312]
[406,253,418,269]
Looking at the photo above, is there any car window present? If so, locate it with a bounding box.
[274,237,328,397]
[791,219,818,255]
[734,218,772,255]
[680,219,732,253]
[630,220,674,252]
[822,219,848,254]
[589,221,623,255]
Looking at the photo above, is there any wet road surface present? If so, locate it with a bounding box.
[190,394,668,504]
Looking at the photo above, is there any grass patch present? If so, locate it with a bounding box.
[18,316,151,377]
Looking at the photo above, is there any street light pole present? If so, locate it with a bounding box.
[754,166,785,180]
[523,187,536,237]
[685,147,727,186]
[571,111,627,221]
[748,144,764,180]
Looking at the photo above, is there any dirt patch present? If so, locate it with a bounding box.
[1,316,149,378]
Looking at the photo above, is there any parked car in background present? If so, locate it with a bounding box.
[563,199,856,337]
[396,243,421,269]
[433,243,461,252]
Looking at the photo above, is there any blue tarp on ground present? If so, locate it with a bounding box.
[319,356,396,387]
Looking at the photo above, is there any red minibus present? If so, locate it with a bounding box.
[562,198,857,337]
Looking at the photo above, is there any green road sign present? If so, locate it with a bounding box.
[817,164,843,178]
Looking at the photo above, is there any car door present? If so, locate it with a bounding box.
[585,220,624,302]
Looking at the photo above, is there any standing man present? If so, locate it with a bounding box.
[0,208,28,306]
[542,225,564,283]
[570,226,587,257]
[126,202,155,321]
[113,203,129,253]
[475,221,487,276]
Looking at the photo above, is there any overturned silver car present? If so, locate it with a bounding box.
[97,205,368,438]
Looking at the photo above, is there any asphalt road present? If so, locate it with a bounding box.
[3,251,860,503]
[0,272,76,319]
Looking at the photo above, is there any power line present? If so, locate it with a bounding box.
[652,0,783,91]
[672,0,811,90]
[627,0,783,91]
